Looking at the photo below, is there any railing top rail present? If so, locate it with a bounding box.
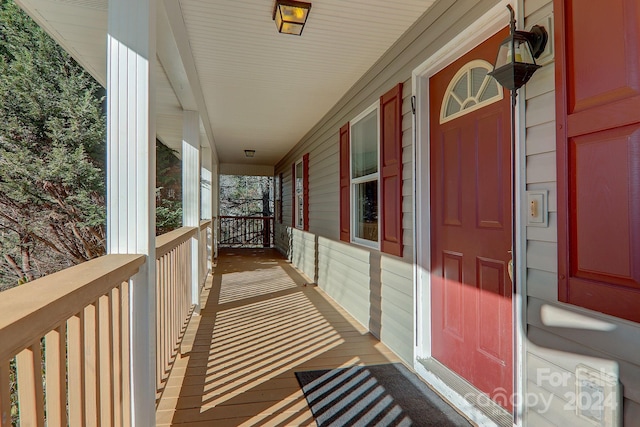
[199,219,212,230]
[0,254,145,361]
[156,226,198,258]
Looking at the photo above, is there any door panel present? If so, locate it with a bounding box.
[477,257,507,361]
[430,28,513,410]
[443,251,464,340]
[571,125,640,286]
[442,129,463,226]
[567,0,640,114]
[476,112,505,229]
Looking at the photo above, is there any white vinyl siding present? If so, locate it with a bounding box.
[291,228,316,281]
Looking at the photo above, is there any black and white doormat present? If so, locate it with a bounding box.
[295,363,472,426]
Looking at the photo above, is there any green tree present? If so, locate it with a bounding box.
[156,139,182,235]
[218,175,273,246]
[0,0,106,289]
[220,175,273,217]
[0,1,186,291]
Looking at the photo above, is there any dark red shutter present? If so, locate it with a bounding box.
[556,0,640,322]
[339,123,350,242]
[291,163,296,227]
[380,83,404,257]
[278,172,283,223]
[303,153,310,231]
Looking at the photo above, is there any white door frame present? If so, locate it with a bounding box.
[411,1,526,425]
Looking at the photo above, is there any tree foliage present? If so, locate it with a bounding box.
[220,175,273,217]
[156,140,182,235]
[0,1,184,291]
[0,0,106,289]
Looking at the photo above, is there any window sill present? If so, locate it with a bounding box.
[351,237,379,251]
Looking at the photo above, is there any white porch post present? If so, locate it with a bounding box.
[106,0,156,425]
[201,158,212,273]
[201,157,212,223]
[211,161,220,260]
[182,111,201,310]
[211,161,219,220]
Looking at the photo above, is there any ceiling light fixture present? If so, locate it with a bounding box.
[244,149,256,158]
[273,0,311,36]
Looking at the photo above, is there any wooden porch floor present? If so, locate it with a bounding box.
[156,248,402,426]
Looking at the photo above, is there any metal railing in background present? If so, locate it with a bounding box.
[219,216,274,248]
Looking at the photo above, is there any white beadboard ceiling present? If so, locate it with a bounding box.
[15,0,436,167]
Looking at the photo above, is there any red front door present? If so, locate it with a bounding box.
[429,29,513,410]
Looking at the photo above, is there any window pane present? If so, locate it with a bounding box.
[471,67,487,95]
[453,74,468,101]
[446,96,461,116]
[351,110,378,178]
[295,162,303,195]
[297,194,303,227]
[354,180,378,242]
[479,79,499,101]
[441,60,502,123]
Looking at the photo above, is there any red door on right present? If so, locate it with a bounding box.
[556,0,640,322]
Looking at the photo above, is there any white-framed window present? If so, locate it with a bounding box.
[350,102,380,248]
[294,159,304,229]
[440,59,503,124]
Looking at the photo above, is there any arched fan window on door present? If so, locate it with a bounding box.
[440,59,503,124]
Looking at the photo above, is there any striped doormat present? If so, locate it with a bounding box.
[295,363,471,427]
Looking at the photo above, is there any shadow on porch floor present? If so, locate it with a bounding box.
[154,248,445,426]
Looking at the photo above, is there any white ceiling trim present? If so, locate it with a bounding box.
[161,0,218,164]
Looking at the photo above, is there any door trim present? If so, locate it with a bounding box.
[411,1,525,425]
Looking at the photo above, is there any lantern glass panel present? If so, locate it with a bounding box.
[494,37,536,69]
[279,4,308,23]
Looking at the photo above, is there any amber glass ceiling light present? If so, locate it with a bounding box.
[273,0,311,35]
[488,5,548,91]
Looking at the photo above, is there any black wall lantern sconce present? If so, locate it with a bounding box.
[488,5,548,91]
[488,5,548,289]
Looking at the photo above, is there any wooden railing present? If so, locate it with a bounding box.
[213,216,219,259]
[0,223,214,425]
[219,216,274,248]
[0,254,145,427]
[155,226,197,395]
[199,220,212,288]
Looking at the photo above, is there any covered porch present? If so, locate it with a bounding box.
[4,0,638,425]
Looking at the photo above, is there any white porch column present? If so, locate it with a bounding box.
[182,111,200,310]
[211,161,220,260]
[201,160,212,222]
[201,159,212,273]
[106,0,156,425]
